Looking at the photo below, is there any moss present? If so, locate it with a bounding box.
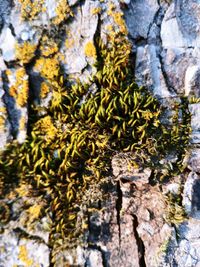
[8,68,29,107]
[84,41,97,58]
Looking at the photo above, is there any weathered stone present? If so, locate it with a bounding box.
[162,218,200,267]
[189,103,200,144]
[112,153,151,185]
[183,172,200,216]
[135,45,173,98]
[125,0,159,40]
[0,27,16,62]
[0,231,50,267]
[188,148,200,173]
[185,65,200,97]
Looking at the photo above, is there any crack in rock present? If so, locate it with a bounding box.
[132,214,146,267]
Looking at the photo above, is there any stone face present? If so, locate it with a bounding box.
[0,27,16,62]
[188,149,200,173]
[125,0,159,39]
[0,231,50,267]
[183,172,200,216]
[189,103,200,144]
[135,45,173,98]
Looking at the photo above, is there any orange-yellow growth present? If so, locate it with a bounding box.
[9,68,29,107]
[84,41,96,58]
[15,42,37,64]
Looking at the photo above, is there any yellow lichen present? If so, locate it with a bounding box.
[84,41,96,58]
[107,3,128,34]
[91,7,102,15]
[34,115,57,142]
[28,204,41,222]
[0,107,6,113]
[19,116,26,131]
[54,0,72,25]
[40,36,59,57]
[18,245,34,267]
[15,184,30,197]
[65,38,75,49]
[6,69,12,76]
[16,42,37,64]
[35,56,60,81]
[9,68,29,107]
[18,0,45,21]
[40,82,50,99]
[0,116,5,131]
[112,12,127,34]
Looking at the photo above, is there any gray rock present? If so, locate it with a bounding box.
[163,219,200,267]
[0,231,50,267]
[62,0,98,77]
[125,0,159,40]
[183,172,200,216]
[188,149,200,173]
[135,45,173,98]
[0,27,16,62]
[189,103,200,143]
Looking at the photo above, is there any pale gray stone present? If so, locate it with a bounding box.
[183,172,200,216]
[189,103,200,143]
[125,0,159,39]
[135,45,173,98]
[0,27,16,62]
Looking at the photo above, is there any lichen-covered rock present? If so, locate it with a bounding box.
[1,0,200,266]
[0,231,50,267]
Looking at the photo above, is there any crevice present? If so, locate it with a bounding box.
[148,169,157,186]
[9,23,16,37]
[1,70,16,139]
[13,227,48,245]
[116,180,122,245]
[132,214,146,267]
[146,5,162,39]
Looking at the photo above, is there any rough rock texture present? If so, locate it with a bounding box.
[1,0,200,266]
